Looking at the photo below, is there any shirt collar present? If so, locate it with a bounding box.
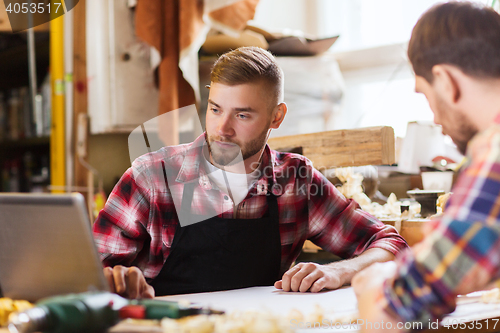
[175,133,209,186]
[175,133,281,196]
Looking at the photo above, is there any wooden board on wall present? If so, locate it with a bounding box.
[267,126,396,169]
[73,0,88,190]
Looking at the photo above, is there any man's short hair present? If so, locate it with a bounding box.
[210,46,284,106]
[408,1,500,83]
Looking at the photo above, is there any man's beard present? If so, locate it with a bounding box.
[449,118,477,155]
[206,126,270,166]
[435,96,478,155]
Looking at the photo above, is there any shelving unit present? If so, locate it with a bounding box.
[0,31,51,192]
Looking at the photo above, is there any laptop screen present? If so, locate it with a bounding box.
[0,193,108,302]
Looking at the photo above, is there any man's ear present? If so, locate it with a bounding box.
[431,64,462,105]
[270,103,287,129]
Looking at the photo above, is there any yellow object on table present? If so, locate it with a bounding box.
[0,298,33,327]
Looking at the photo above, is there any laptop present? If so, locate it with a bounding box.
[0,192,109,302]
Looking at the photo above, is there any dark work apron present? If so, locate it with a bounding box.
[150,180,281,296]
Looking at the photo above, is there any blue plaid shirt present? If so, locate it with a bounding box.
[385,114,500,324]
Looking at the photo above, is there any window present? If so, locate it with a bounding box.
[252,0,497,138]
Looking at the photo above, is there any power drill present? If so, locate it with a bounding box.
[7,291,223,333]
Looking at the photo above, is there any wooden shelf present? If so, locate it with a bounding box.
[0,28,51,193]
[0,136,49,149]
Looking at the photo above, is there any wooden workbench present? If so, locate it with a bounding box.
[2,287,500,332]
[116,287,500,332]
[157,286,500,332]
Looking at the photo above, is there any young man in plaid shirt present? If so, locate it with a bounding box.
[93,46,407,298]
[353,2,500,331]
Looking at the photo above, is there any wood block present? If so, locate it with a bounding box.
[381,219,429,247]
[400,219,429,247]
[267,126,395,168]
[73,0,90,204]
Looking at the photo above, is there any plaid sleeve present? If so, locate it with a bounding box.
[307,168,408,259]
[92,164,152,267]
[385,129,500,324]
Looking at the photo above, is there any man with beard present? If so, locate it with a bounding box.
[352,2,500,332]
[93,47,407,299]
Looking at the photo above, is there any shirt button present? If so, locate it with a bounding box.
[224,195,229,200]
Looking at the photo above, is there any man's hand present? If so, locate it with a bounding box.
[274,262,344,292]
[275,248,395,293]
[352,261,402,332]
[103,265,155,299]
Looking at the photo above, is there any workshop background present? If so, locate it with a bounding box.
[0,0,498,248]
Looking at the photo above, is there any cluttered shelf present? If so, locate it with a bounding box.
[0,32,50,91]
[0,84,51,193]
[0,32,51,193]
[0,142,50,193]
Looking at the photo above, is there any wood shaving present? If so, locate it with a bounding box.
[161,311,294,333]
[333,167,419,219]
[160,306,360,333]
[437,192,452,214]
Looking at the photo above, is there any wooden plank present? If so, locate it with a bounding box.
[73,0,89,193]
[267,126,395,168]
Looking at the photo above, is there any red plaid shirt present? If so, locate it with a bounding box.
[93,134,407,279]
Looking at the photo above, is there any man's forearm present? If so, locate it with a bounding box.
[328,248,395,286]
